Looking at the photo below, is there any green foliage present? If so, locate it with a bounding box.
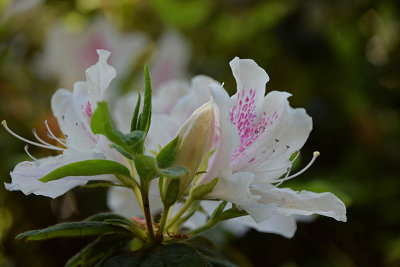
[191,178,219,200]
[96,241,236,267]
[91,102,145,155]
[162,178,180,207]
[156,136,179,169]
[133,155,189,180]
[130,92,141,132]
[140,63,152,134]
[16,222,129,241]
[39,160,131,183]
[65,234,132,267]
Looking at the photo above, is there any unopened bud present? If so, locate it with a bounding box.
[172,103,215,196]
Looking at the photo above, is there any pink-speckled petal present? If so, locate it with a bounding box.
[232,91,312,183]
[51,85,97,151]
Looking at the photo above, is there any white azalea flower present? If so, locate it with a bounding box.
[3,50,124,198]
[38,17,190,90]
[199,57,346,232]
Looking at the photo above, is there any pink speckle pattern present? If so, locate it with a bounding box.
[83,101,93,125]
[229,87,278,165]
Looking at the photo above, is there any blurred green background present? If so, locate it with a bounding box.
[0,0,399,266]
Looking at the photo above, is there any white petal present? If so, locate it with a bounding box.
[85,49,116,109]
[253,187,347,222]
[230,57,269,118]
[150,29,191,88]
[107,184,162,217]
[6,150,116,199]
[206,171,255,204]
[233,91,313,182]
[145,114,181,153]
[171,75,218,124]
[199,85,237,185]
[51,87,97,151]
[227,214,297,238]
[113,91,139,134]
[152,80,190,115]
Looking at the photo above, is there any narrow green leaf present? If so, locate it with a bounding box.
[133,155,158,180]
[39,160,131,183]
[217,208,248,221]
[86,213,128,222]
[156,136,179,169]
[91,102,145,154]
[65,234,131,267]
[130,93,141,132]
[163,179,180,207]
[81,181,128,189]
[109,144,134,160]
[191,178,219,200]
[140,63,152,133]
[134,155,189,180]
[210,201,227,221]
[16,222,128,241]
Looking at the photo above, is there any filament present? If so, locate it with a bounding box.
[2,120,65,151]
[44,120,67,146]
[24,145,37,161]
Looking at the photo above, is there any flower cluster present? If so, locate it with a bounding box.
[3,50,346,264]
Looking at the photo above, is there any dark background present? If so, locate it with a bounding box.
[1,0,399,266]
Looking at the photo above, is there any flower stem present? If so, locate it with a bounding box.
[140,179,155,242]
[156,205,171,241]
[165,196,194,231]
[189,219,218,236]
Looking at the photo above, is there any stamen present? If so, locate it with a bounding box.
[2,120,65,151]
[24,145,37,161]
[44,120,67,146]
[32,128,54,147]
[274,151,320,185]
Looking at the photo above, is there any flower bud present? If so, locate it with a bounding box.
[171,103,215,196]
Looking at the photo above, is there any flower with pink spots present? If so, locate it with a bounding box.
[194,57,346,236]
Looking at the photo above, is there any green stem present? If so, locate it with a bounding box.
[140,179,155,242]
[156,205,171,241]
[165,196,194,231]
[189,219,218,236]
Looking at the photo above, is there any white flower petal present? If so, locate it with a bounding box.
[233,91,312,182]
[150,29,191,88]
[6,150,116,199]
[230,57,269,118]
[145,114,181,153]
[51,87,97,151]
[253,187,347,222]
[171,75,218,124]
[85,49,116,109]
[227,214,297,238]
[152,80,190,115]
[107,184,162,217]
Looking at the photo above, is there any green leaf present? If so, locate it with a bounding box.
[86,213,129,222]
[91,102,145,154]
[210,201,227,221]
[109,144,134,160]
[191,178,219,200]
[160,166,190,178]
[39,160,131,183]
[163,179,180,207]
[133,155,158,180]
[134,155,189,180]
[217,208,248,221]
[140,63,152,133]
[65,234,131,267]
[156,136,179,169]
[97,242,237,267]
[130,92,141,132]
[16,222,128,241]
[81,181,128,189]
